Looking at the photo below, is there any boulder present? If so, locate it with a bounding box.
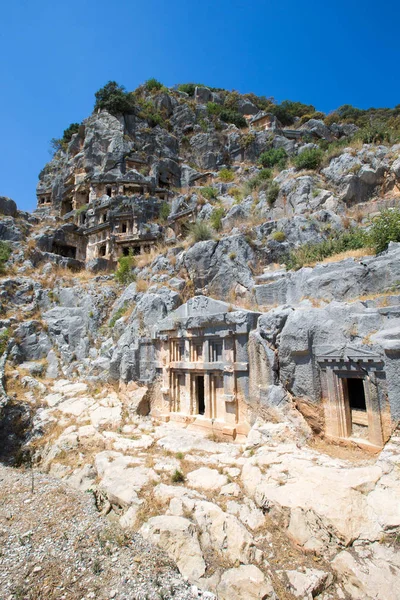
[140,515,206,581]
[187,467,228,492]
[0,196,17,217]
[193,500,259,564]
[332,543,400,600]
[217,565,276,600]
[95,451,158,507]
[285,567,332,598]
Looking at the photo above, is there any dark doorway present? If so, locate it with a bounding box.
[347,378,367,411]
[196,376,205,415]
[61,199,73,215]
[99,245,107,257]
[52,243,77,259]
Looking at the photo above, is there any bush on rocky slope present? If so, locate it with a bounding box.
[259,147,287,169]
[0,241,11,273]
[115,253,136,284]
[285,209,400,270]
[94,81,135,115]
[369,209,400,253]
[285,228,370,270]
[293,147,323,170]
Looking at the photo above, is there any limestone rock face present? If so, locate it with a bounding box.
[187,467,228,491]
[0,196,17,217]
[94,451,158,507]
[193,500,259,565]
[332,543,400,600]
[140,515,206,581]
[217,565,276,600]
[182,234,255,296]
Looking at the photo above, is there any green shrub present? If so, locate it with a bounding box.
[177,83,204,96]
[145,78,163,91]
[356,122,395,145]
[240,133,256,149]
[206,102,222,116]
[224,91,240,111]
[206,103,247,128]
[259,147,287,169]
[267,182,280,206]
[171,469,185,483]
[210,207,225,231]
[299,111,326,125]
[0,328,10,354]
[109,303,128,328]
[94,81,135,115]
[190,221,214,242]
[271,231,286,242]
[369,209,400,253]
[137,99,165,127]
[293,148,323,171]
[270,100,316,126]
[229,252,237,260]
[201,186,218,201]
[115,252,136,285]
[220,109,247,128]
[0,242,11,274]
[52,122,80,152]
[159,202,171,223]
[244,169,272,194]
[285,228,370,270]
[219,168,235,182]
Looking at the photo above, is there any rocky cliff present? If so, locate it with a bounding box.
[1,82,400,599]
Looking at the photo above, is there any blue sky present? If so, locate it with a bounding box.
[0,0,398,212]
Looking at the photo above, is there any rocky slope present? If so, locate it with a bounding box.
[1,83,400,599]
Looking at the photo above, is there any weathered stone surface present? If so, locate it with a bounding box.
[95,451,158,507]
[140,516,206,581]
[0,196,17,217]
[187,467,228,491]
[332,543,400,600]
[193,500,259,564]
[285,567,332,598]
[217,565,276,600]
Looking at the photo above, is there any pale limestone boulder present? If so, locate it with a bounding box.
[65,464,96,492]
[155,424,237,455]
[247,455,385,547]
[56,396,96,417]
[241,462,264,497]
[193,500,260,564]
[187,467,228,492]
[112,434,154,452]
[51,380,88,397]
[217,565,276,600]
[226,499,265,530]
[94,451,158,507]
[220,483,241,497]
[89,404,122,427]
[140,516,206,582]
[44,392,63,407]
[332,543,400,600]
[285,567,333,598]
[119,503,142,530]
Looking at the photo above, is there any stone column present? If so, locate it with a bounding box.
[204,373,211,418]
[364,373,384,447]
[324,367,350,439]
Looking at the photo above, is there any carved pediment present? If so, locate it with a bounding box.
[316,344,383,364]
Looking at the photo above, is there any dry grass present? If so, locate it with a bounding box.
[135,242,170,269]
[135,278,150,293]
[41,265,99,288]
[318,248,374,264]
[301,247,374,268]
